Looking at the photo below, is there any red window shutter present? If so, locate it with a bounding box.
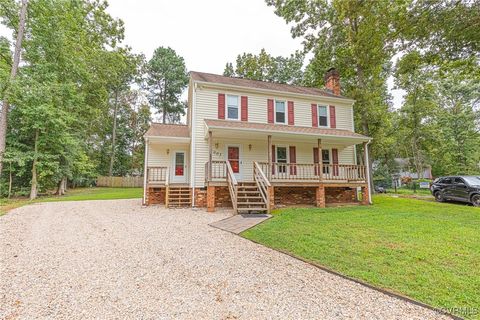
[241,96,248,121]
[218,94,225,119]
[311,104,318,127]
[267,99,274,123]
[332,148,339,176]
[271,144,276,174]
[329,105,336,128]
[289,146,297,175]
[288,101,294,125]
[313,147,319,175]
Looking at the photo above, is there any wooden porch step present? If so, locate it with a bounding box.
[238,202,265,206]
[237,207,268,212]
[167,187,192,208]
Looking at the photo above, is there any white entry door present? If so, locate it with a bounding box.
[171,151,187,183]
[226,145,242,181]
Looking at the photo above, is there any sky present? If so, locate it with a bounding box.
[0,0,403,108]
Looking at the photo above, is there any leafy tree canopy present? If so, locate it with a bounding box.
[144,46,188,124]
[223,48,304,85]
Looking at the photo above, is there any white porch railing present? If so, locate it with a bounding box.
[205,160,227,183]
[253,161,271,212]
[258,162,366,182]
[226,161,238,214]
[147,166,168,183]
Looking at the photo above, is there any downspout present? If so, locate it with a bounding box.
[143,137,149,206]
[190,82,197,207]
[365,140,373,204]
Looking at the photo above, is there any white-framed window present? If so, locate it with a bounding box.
[322,149,330,173]
[318,105,328,127]
[227,95,239,120]
[275,100,286,124]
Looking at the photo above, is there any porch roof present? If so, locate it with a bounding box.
[145,123,190,139]
[204,119,371,144]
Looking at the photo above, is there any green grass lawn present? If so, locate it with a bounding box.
[386,188,433,196]
[242,195,480,319]
[0,187,142,215]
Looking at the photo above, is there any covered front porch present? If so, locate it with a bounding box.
[203,119,371,213]
[143,124,191,207]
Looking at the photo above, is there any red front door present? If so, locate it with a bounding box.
[227,146,240,173]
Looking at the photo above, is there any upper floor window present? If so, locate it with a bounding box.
[227,95,239,120]
[275,100,286,124]
[318,105,328,127]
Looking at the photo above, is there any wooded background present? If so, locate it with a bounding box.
[0,0,478,199]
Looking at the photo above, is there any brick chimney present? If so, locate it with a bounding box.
[324,68,340,96]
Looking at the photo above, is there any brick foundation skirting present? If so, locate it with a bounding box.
[274,187,317,206]
[180,185,363,208]
[147,187,166,205]
[273,186,359,207]
[195,186,232,208]
[194,188,207,207]
[215,186,232,207]
[325,187,357,203]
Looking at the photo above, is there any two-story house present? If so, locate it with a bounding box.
[143,69,372,213]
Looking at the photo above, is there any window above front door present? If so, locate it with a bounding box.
[227,95,239,120]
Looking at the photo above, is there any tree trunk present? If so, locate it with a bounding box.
[356,65,374,192]
[108,90,119,176]
[56,177,66,195]
[162,78,167,124]
[30,129,39,200]
[8,162,12,199]
[0,0,28,177]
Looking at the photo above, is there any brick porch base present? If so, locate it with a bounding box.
[146,184,368,209]
[146,187,166,205]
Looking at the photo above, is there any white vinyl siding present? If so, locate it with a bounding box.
[147,142,190,169]
[190,86,357,186]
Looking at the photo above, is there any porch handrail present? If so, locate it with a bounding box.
[147,166,168,182]
[323,164,366,181]
[205,160,227,182]
[258,162,366,182]
[225,161,238,214]
[253,161,271,212]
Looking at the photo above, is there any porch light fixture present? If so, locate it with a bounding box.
[166,148,170,155]
[215,142,219,149]
[248,144,252,151]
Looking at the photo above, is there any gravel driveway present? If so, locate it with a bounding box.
[1,199,448,319]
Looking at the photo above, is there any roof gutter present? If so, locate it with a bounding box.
[193,80,355,105]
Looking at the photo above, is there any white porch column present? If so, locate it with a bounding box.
[142,138,149,206]
[208,130,212,181]
[318,139,323,182]
[267,135,272,179]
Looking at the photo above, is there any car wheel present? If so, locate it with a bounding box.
[434,191,444,202]
[472,194,480,207]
